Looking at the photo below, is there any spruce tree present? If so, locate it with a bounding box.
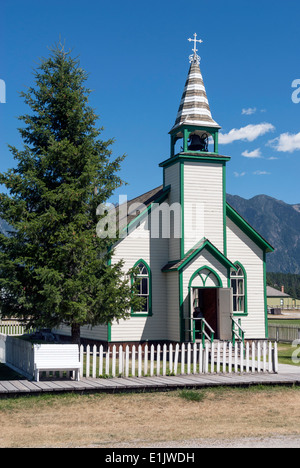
[0,43,141,344]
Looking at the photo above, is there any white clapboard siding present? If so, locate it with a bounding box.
[164,163,181,261]
[184,162,224,254]
[109,217,169,343]
[226,217,266,339]
[80,341,278,379]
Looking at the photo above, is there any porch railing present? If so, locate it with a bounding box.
[232,318,245,347]
[192,318,215,348]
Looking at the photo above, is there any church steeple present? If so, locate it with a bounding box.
[170,34,220,157]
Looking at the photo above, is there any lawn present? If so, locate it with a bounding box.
[0,385,299,447]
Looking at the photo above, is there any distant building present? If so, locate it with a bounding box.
[267,286,300,309]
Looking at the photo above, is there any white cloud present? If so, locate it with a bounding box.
[242,148,262,158]
[242,107,257,115]
[268,132,300,153]
[234,171,246,177]
[253,171,271,175]
[219,123,275,145]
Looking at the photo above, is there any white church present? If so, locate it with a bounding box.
[57,35,274,346]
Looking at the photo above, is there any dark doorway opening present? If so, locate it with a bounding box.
[193,288,218,338]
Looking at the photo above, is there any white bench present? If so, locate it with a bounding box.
[33,344,81,382]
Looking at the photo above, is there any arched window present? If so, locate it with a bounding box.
[132,260,152,316]
[230,263,247,315]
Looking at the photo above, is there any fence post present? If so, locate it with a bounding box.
[80,345,84,377]
[251,342,255,373]
[105,347,110,376]
[240,341,244,373]
[150,345,154,377]
[262,341,267,373]
[86,345,90,378]
[268,341,272,373]
[144,344,148,376]
[92,345,97,378]
[204,345,209,373]
[228,342,232,373]
[138,345,142,378]
[234,344,238,373]
[245,342,250,373]
[169,344,173,374]
[216,342,221,373]
[119,345,123,376]
[99,345,103,376]
[193,343,197,374]
[223,342,227,373]
[132,345,136,377]
[257,342,261,373]
[181,343,185,375]
[273,342,279,373]
[174,344,179,375]
[187,343,191,375]
[125,346,129,377]
[162,344,167,376]
[112,345,116,377]
[156,344,161,376]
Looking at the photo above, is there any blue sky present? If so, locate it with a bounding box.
[1,0,300,205]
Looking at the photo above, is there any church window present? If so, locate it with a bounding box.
[231,264,247,315]
[132,260,152,316]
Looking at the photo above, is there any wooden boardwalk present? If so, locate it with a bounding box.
[0,367,299,396]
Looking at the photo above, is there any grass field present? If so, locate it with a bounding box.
[0,385,299,448]
[0,342,299,447]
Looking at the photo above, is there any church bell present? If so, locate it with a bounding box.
[188,133,208,152]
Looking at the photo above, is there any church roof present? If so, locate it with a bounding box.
[117,185,165,232]
[170,58,220,132]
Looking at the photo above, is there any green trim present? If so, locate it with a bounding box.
[162,239,238,273]
[131,259,152,317]
[231,261,248,317]
[223,163,227,257]
[263,251,269,338]
[169,124,221,155]
[159,153,231,169]
[179,269,184,342]
[188,265,223,289]
[107,247,112,342]
[123,186,171,234]
[226,203,274,253]
[180,161,184,259]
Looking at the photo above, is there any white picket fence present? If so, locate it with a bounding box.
[0,320,32,336]
[80,341,278,379]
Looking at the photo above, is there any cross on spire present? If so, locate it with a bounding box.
[188,33,203,64]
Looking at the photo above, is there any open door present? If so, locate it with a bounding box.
[217,288,233,341]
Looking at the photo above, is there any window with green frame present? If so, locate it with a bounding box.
[230,263,247,315]
[132,260,152,316]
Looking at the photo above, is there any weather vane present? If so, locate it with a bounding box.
[188,33,203,64]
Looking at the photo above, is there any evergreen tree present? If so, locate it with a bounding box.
[0,43,142,344]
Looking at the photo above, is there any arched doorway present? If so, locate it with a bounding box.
[189,266,223,340]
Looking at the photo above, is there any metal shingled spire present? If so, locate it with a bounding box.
[171,34,220,131]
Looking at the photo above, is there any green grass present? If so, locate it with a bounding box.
[278,343,300,366]
[178,389,206,402]
[269,319,300,326]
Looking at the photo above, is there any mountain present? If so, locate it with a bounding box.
[227,194,300,274]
